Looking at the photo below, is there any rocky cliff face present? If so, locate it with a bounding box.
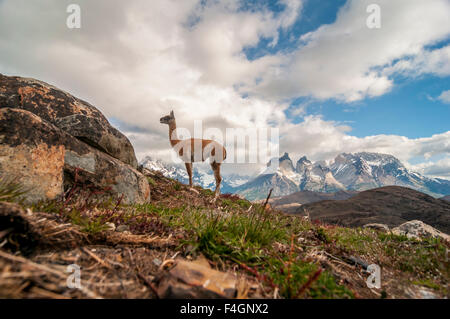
[0,74,149,204]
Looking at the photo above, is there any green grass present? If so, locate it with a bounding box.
[0,177,28,203]
[69,209,110,234]
[266,257,353,299]
[412,278,441,290]
[326,226,449,287]
[147,177,157,187]
[221,198,252,210]
[134,202,354,298]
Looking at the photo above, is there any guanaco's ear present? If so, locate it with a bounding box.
[170,110,174,117]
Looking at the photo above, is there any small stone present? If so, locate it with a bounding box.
[363,223,389,232]
[153,258,162,267]
[116,225,130,232]
[156,259,237,298]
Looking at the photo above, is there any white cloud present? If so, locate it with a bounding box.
[437,90,450,104]
[411,157,450,179]
[251,0,450,102]
[384,46,450,78]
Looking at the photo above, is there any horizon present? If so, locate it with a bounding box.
[1,0,449,179]
[142,150,450,184]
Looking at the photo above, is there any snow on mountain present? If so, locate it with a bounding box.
[234,152,450,200]
[139,156,251,193]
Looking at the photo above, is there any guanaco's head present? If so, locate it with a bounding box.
[160,110,175,125]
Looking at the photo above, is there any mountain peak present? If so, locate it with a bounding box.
[279,152,295,173]
[297,155,310,164]
[280,152,291,162]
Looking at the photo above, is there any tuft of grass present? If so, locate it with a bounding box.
[0,177,28,203]
[201,189,214,196]
[69,210,110,234]
[138,203,287,263]
[412,278,441,290]
[266,257,353,299]
[221,197,252,210]
[147,177,156,187]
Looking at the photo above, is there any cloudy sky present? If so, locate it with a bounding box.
[1,0,449,178]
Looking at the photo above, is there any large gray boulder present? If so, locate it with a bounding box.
[392,220,449,241]
[0,74,138,168]
[0,108,149,204]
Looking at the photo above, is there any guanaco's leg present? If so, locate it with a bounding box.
[185,162,193,187]
[211,161,222,198]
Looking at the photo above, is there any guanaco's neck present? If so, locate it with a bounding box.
[168,120,179,147]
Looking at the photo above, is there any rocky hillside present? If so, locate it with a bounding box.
[295,186,450,233]
[234,152,450,200]
[1,169,449,299]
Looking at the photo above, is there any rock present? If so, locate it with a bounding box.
[0,74,137,168]
[363,223,390,232]
[105,222,116,231]
[392,220,450,241]
[0,108,150,204]
[116,225,130,232]
[156,259,237,298]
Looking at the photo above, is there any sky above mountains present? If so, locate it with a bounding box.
[0,0,449,178]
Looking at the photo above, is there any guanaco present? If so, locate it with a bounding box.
[160,111,227,199]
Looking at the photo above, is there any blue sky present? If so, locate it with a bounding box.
[295,72,450,138]
[242,0,450,139]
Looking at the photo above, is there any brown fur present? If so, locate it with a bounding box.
[160,111,226,198]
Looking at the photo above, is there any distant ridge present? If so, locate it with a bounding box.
[270,190,357,214]
[294,186,450,233]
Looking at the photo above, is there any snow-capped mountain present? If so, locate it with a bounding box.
[234,152,450,200]
[330,152,450,196]
[139,156,251,193]
[233,153,345,200]
[234,154,299,200]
